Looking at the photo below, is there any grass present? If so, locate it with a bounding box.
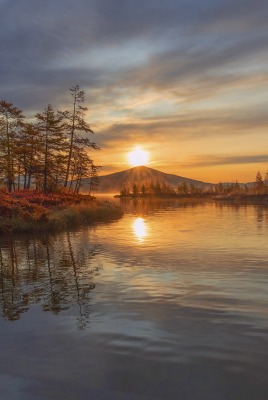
[52,202,123,228]
[0,190,123,233]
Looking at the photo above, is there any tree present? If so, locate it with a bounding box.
[72,148,91,194]
[35,105,64,193]
[0,101,24,192]
[121,185,130,196]
[132,183,139,197]
[16,122,40,189]
[61,85,99,188]
[88,164,101,194]
[141,184,146,196]
[216,182,224,195]
[182,181,188,194]
[154,180,161,195]
[0,86,101,195]
[255,171,263,193]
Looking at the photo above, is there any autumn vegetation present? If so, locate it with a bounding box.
[118,171,268,201]
[0,189,123,233]
[0,85,122,232]
[0,85,100,194]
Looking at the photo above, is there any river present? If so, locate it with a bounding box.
[0,198,268,400]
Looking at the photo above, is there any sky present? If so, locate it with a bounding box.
[1,0,268,183]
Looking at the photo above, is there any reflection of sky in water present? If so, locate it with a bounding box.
[132,217,147,241]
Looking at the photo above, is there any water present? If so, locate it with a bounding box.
[0,198,268,400]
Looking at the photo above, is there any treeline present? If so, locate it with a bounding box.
[215,171,268,195]
[0,85,100,194]
[120,180,211,197]
[120,172,268,198]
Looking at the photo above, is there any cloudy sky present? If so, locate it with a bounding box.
[1,0,268,182]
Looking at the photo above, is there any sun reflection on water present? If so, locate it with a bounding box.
[133,217,147,241]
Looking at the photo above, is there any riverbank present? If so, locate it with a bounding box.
[114,193,212,199]
[115,192,268,206]
[0,190,123,233]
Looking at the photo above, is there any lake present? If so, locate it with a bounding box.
[0,198,268,400]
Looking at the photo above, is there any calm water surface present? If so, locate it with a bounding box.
[0,199,268,400]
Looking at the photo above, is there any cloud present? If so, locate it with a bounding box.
[1,0,268,183]
[1,0,268,112]
[96,109,268,148]
[180,154,268,168]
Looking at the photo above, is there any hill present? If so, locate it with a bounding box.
[80,166,212,194]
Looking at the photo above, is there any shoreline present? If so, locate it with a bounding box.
[1,191,268,234]
[115,193,268,205]
[0,191,123,234]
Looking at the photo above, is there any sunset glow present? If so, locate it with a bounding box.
[2,1,268,183]
[128,148,149,167]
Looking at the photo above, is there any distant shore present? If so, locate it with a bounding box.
[115,193,268,205]
[0,190,123,234]
[114,193,211,199]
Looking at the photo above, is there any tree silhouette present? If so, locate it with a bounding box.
[0,86,100,194]
[60,85,99,188]
[0,101,24,192]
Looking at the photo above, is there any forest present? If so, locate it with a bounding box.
[0,85,100,194]
[0,86,125,233]
[118,173,268,198]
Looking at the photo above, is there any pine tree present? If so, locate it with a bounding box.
[35,105,64,193]
[0,101,24,192]
[255,171,263,193]
[15,122,40,189]
[182,181,188,194]
[61,85,99,188]
[0,86,101,195]
[132,183,139,197]
[88,163,101,194]
[141,184,146,196]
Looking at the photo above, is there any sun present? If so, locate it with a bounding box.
[128,147,149,167]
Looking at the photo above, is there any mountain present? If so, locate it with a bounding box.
[80,165,212,194]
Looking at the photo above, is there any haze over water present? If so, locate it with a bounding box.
[1,198,268,400]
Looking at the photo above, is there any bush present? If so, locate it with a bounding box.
[0,190,122,233]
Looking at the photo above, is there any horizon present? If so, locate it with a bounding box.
[1,1,268,183]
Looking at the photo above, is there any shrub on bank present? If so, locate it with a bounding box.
[0,190,123,233]
[52,202,123,228]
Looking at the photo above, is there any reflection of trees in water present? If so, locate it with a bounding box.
[0,232,101,329]
[119,197,208,215]
[255,206,268,231]
[0,240,28,321]
[215,202,268,228]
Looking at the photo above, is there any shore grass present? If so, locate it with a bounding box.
[51,202,123,229]
[0,190,123,233]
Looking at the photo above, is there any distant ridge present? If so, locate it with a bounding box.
[80,165,212,194]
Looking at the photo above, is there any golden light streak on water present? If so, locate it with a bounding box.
[132,217,147,241]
